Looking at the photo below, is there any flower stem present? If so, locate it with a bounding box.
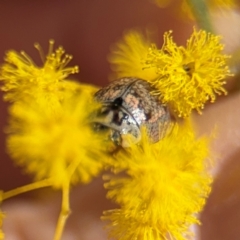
[52,159,83,240]
[2,178,52,201]
[188,0,213,32]
[53,183,71,240]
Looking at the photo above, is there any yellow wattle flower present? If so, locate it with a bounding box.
[0,41,107,188]
[108,30,158,81]
[146,28,232,117]
[102,121,212,240]
[0,40,79,104]
[108,29,231,118]
[6,85,106,188]
[0,41,111,240]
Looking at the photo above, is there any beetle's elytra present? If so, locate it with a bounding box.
[93,77,172,147]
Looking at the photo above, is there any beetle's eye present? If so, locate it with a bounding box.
[113,97,123,108]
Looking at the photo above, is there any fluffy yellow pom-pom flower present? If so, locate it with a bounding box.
[146,28,232,117]
[102,121,212,240]
[108,28,231,118]
[6,85,106,188]
[0,40,79,104]
[108,30,158,81]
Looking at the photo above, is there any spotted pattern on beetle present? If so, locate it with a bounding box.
[93,77,172,147]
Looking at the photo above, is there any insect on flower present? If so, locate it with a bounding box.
[93,77,172,147]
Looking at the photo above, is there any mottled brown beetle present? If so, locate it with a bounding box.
[93,77,172,147]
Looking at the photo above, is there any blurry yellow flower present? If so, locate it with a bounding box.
[153,0,237,11]
[151,0,171,8]
[0,40,79,104]
[103,121,212,240]
[0,212,4,240]
[181,0,238,18]
[0,41,107,188]
[108,30,158,81]
[152,0,237,31]
[146,28,231,117]
[6,84,106,188]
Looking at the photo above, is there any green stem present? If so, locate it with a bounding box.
[188,0,214,32]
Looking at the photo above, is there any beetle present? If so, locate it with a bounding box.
[93,77,172,147]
